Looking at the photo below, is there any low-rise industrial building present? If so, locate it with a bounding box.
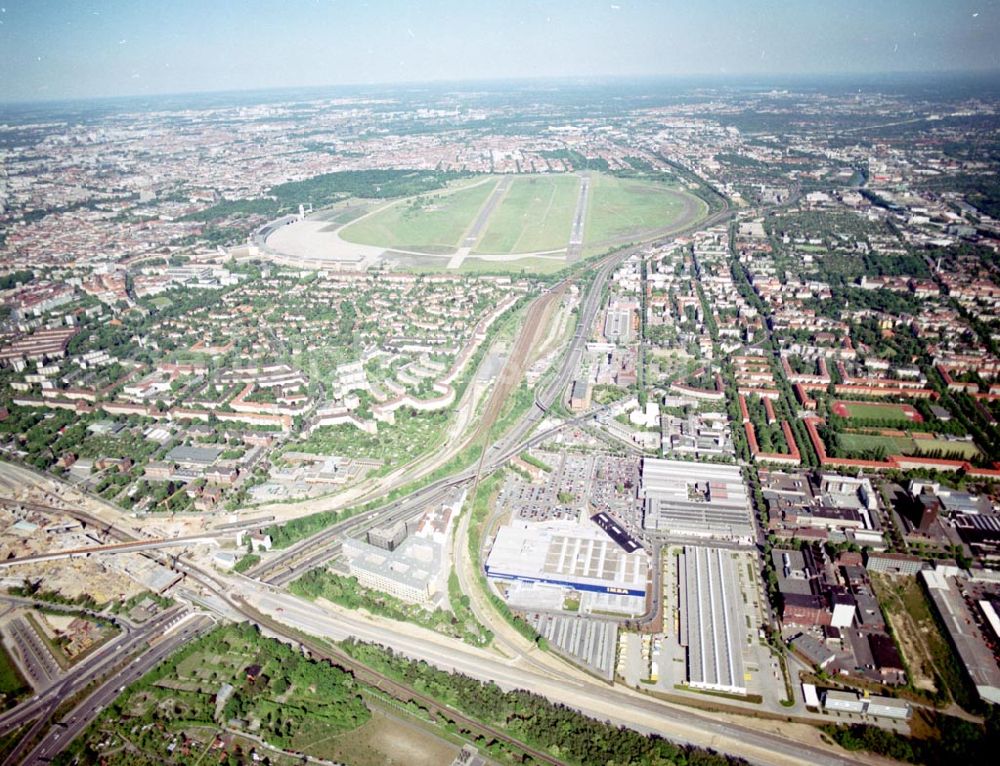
[486,519,648,616]
[678,545,747,694]
[165,445,222,468]
[821,690,911,719]
[823,689,866,714]
[921,568,1000,705]
[865,552,926,576]
[640,458,754,541]
[865,695,912,719]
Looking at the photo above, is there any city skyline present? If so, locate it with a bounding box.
[2,3,1000,764]
[0,0,997,102]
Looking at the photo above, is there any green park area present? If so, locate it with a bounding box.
[473,174,579,254]
[340,179,498,254]
[60,624,376,765]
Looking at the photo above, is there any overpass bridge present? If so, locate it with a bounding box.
[0,535,220,568]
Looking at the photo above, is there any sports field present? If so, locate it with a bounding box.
[832,400,923,424]
[584,173,699,246]
[837,432,981,459]
[473,175,579,254]
[340,179,498,253]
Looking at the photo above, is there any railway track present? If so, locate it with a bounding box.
[241,598,566,766]
[249,227,706,585]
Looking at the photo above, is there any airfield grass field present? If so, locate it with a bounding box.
[447,256,567,275]
[298,171,706,272]
[316,203,374,228]
[584,173,699,247]
[473,174,579,254]
[340,178,498,253]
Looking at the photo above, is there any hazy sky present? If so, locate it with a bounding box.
[0,0,997,102]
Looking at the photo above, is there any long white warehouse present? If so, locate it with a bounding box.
[678,545,747,695]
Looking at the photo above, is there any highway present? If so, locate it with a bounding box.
[0,605,193,765]
[232,584,864,766]
[0,605,188,736]
[18,614,216,766]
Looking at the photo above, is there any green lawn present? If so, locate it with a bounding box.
[402,254,567,275]
[455,256,567,275]
[837,432,915,455]
[837,432,982,460]
[340,179,498,254]
[0,645,29,707]
[314,202,373,227]
[911,438,982,459]
[584,174,698,246]
[338,172,704,269]
[149,296,173,310]
[473,175,579,254]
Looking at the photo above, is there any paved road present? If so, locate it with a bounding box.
[0,606,191,765]
[0,606,185,735]
[0,534,220,568]
[19,614,215,766]
[448,176,513,269]
[244,586,863,766]
[463,176,511,248]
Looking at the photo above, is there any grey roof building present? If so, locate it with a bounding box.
[678,545,747,694]
[640,458,753,540]
[165,445,222,467]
